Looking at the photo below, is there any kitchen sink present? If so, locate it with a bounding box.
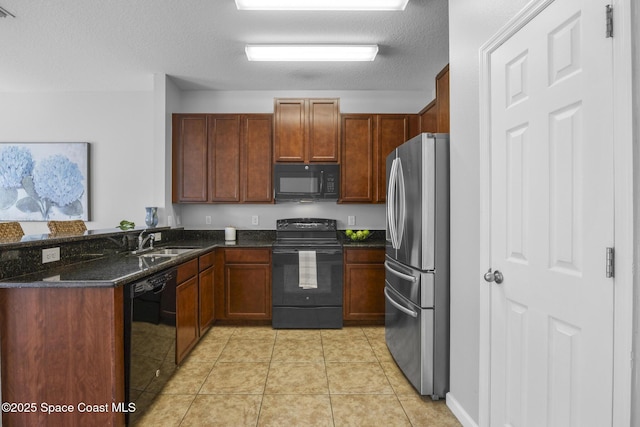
[133,247,200,258]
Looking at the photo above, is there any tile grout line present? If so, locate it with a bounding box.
[176,327,232,427]
[321,328,338,427]
[253,328,277,426]
[364,326,416,426]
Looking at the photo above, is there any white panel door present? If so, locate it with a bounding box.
[488,0,614,426]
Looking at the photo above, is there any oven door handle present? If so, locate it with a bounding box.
[384,287,418,318]
[273,248,342,255]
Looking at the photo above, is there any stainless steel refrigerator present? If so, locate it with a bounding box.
[385,132,449,399]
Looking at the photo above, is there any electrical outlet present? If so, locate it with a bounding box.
[153,232,162,241]
[168,215,173,226]
[348,216,356,226]
[251,215,259,225]
[205,216,212,225]
[42,247,60,264]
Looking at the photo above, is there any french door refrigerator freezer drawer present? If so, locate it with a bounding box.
[384,285,447,399]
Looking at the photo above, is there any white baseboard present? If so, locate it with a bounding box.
[446,392,479,427]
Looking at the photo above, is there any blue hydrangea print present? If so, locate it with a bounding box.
[0,143,88,220]
[33,155,84,207]
[0,146,34,189]
[0,146,34,210]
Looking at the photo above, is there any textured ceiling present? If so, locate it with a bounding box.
[0,0,449,92]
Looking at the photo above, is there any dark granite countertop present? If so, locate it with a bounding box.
[0,233,275,288]
[338,230,386,248]
[0,228,385,288]
[341,240,385,248]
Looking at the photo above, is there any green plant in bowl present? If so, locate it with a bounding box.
[116,220,135,230]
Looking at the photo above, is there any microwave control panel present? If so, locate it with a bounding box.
[325,172,338,195]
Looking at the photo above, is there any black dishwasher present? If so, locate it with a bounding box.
[124,268,177,425]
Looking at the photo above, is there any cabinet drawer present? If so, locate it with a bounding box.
[177,259,198,283]
[345,248,385,264]
[199,251,215,271]
[225,248,270,264]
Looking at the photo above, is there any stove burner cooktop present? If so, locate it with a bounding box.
[274,218,340,248]
[276,218,337,232]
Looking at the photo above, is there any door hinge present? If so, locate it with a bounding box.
[605,5,613,38]
[606,247,614,278]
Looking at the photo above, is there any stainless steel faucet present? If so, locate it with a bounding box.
[136,230,155,253]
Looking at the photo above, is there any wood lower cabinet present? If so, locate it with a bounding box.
[220,248,272,320]
[198,251,215,335]
[176,251,217,364]
[274,98,340,163]
[172,113,273,203]
[341,114,419,203]
[343,248,386,322]
[0,286,126,426]
[176,259,199,364]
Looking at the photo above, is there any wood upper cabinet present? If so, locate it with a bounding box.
[343,248,386,321]
[341,114,375,202]
[274,98,340,163]
[173,113,273,203]
[209,115,241,202]
[173,114,209,202]
[242,114,273,202]
[435,65,450,133]
[419,64,449,134]
[375,114,420,202]
[340,114,419,203]
[419,99,438,133]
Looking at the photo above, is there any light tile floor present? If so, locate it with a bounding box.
[134,325,461,427]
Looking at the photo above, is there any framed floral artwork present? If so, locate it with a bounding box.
[0,142,89,221]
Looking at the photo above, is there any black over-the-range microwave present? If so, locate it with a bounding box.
[273,163,340,202]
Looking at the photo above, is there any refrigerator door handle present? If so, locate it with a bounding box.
[384,261,418,283]
[387,158,399,248]
[384,287,418,318]
[396,158,406,247]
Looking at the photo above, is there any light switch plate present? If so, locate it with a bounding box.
[348,216,356,226]
[205,216,212,225]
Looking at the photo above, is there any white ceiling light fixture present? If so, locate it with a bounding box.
[235,0,408,11]
[245,44,379,62]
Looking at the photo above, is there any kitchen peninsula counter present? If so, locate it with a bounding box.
[0,229,275,287]
[0,228,274,426]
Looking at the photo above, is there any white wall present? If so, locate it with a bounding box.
[632,0,640,425]
[172,88,440,231]
[447,0,529,424]
[0,91,154,235]
[179,89,433,114]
